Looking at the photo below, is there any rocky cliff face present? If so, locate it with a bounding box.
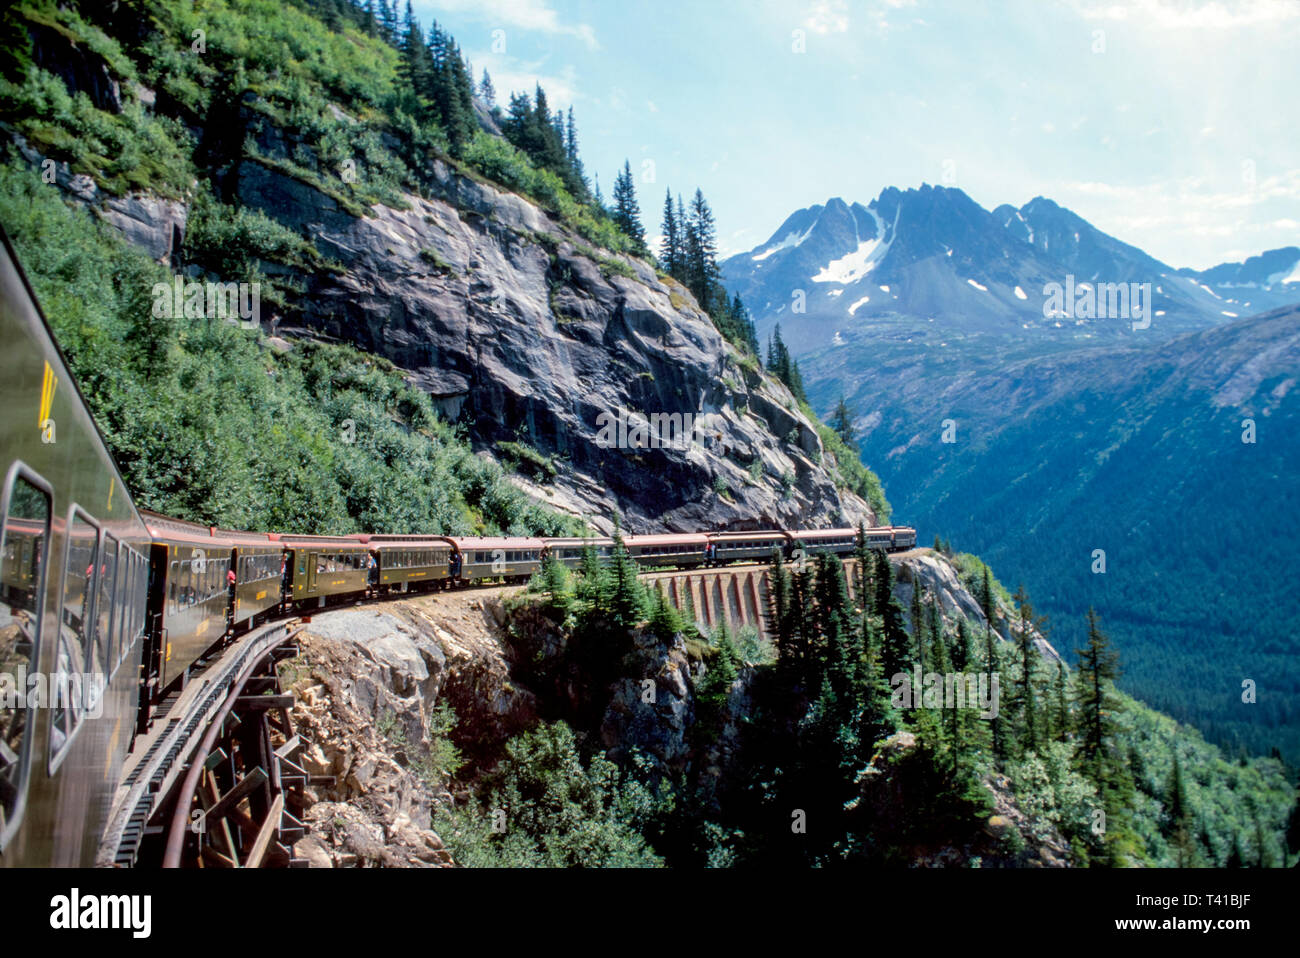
[287,591,537,867]
[243,149,871,532]
[891,550,1062,663]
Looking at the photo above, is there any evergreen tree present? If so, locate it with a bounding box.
[648,583,685,642]
[479,68,496,109]
[659,189,680,277]
[909,582,926,669]
[608,520,645,629]
[977,564,1004,762]
[564,107,587,197]
[853,520,874,612]
[685,189,719,307]
[873,551,910,682]
[1012,584,1044,755]
[1287,784,1300,866]
[1050,661,1070,744]
[611,160,646,250]
[829,394,857,451]
[953,618,971,672]
[1074,607,1122,782]
[379,0,398,42]
[769,548,795,678]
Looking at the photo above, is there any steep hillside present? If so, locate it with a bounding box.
[843,306,1300,761]
[0,0,878,532]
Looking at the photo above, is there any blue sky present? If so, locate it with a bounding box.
[417,0,1299,269]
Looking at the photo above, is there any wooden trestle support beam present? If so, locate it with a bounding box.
[171,644,320,868]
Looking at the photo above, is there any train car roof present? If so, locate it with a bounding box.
[789,527,858,538]
[542,536,616,547]
[142,511,237,548]
[353,533,454,546]
[706,530,788,542]
[210,524,281,548]
[626,533,711,547]
[444,537,545,550]
[269,533,368,547]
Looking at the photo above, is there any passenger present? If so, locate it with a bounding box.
[367,553,378,591]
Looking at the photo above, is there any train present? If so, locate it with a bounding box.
[0,230,915,867]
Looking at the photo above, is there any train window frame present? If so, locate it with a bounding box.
[110,544,130,671]
[49,504,101,776]
[0,463,53,852]
[92,531,119,683]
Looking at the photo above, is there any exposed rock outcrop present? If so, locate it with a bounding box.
[251,155,870,532]
[892,549,1062,663]
[286,591,536,867]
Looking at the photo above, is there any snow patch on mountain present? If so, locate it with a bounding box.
[1268,257,1300,286]
[811,206,896,284]
[753,221,817,261]
[849,295,871,315]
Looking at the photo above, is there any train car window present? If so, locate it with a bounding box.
[51,508,99,769]
[92,534,119,681]
[167,560,178,615]
[120,553,134,664]
[0,468,52,847]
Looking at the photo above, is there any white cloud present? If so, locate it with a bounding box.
[425,0,599,49]
[1056,170,1300,266]
[472,56,581,106]
[805,0,850,34]
[1070,0,1300,29]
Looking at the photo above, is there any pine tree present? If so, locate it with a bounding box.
[953,618,971,672]
[674,194,688,278]
[1050,661,1070,744]
[829,394,856,450]
[853,520,873,612]
[479,68,496,109]
[1012,584,1043,755]
[608,520,645,630]
[426,22,475,152]
[977,564,1004,762]
[873,551,910,682]
[685,189,719,308]
[563,107,587,197]
[648,583,685,642]
[728,293,759,356]
[659,189,679,277]
[1074,607,1122,783]
[769,548,795,675]
[611,160,645,250]
[379,0,398,42]
[1287,784,1300,866]
[814,553,856,708]
[909,582,926,669]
